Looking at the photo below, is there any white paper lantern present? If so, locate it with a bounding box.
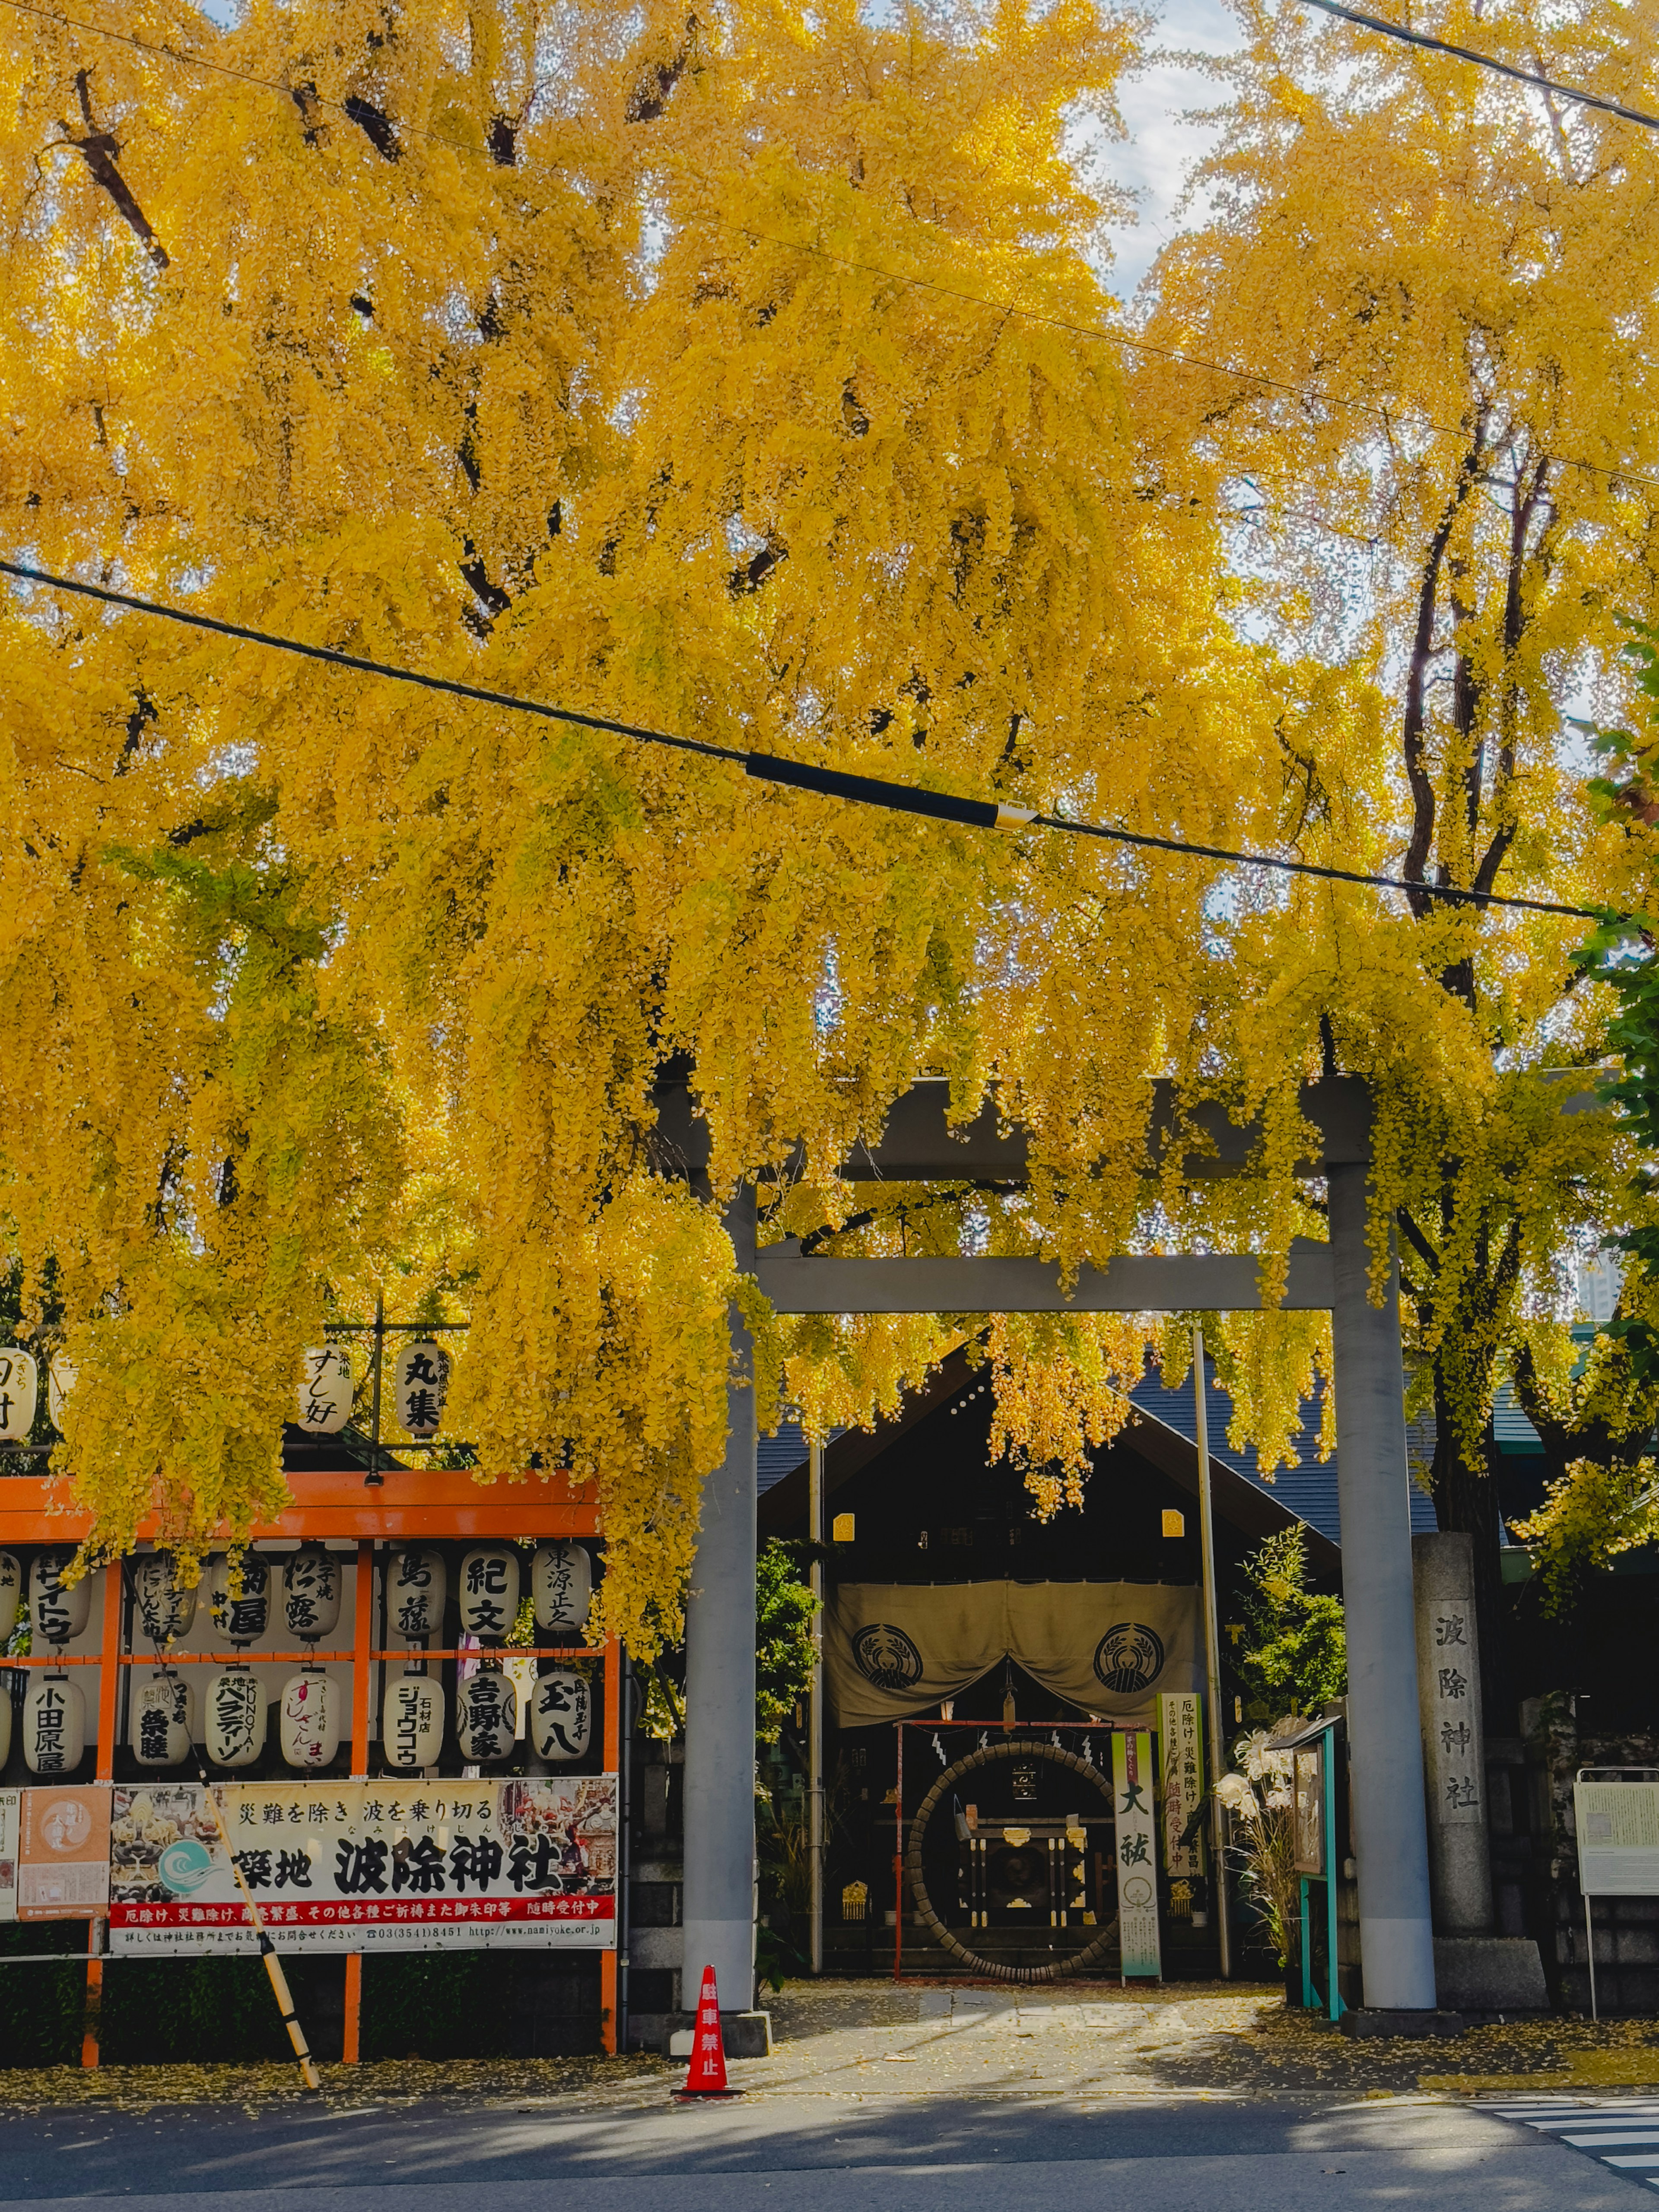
[296,1345,354,1434]
[532,1542,592,1638]
[132,1672,194,1767]
[23,1670,85,1774]
[457,1545,519,1642]
[386,1547,446,1642]
[47,1357,76,1429]
[282,1547,341,1643]
[455,1667,517,1763]
[382,1672,445,1770]
[204,1666,267,1768]
[0,1347,38,1445]
[30,1549,91,1644]
[0,1550,19,1643]
[132,1552,197,1647]
[0,1685,10,1771]
[206,1552,270,1647]
[530,1668,593,1763]
[395,1338,451,1438]
[279,1669,341,1768]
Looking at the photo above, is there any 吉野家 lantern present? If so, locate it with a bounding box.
[23,1670,85,1774]
[206,1552,270,1646]
[279,1669,341,1768]
[457,1545,519,1642]
[132,1673,194,1767]
[382,1672,445,1770]
[282,1546,342,1642]
[395,1338,451,1438]
[205,1666,267,1768]
[132,1552,197,1647]
[0,1347,38,1444]
[455,1667,517,1762]
[386,1547,446,1642]
[30,1548,91,1644]
[297,1345,354,1434]
[0,1550,19,1642]
[530,1668,592,1762]
[532,1542,592,1638]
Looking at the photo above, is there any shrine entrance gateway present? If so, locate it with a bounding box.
[663,1074,1460,2022]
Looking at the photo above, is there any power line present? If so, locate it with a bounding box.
[1293,0,1659,131]
[0,557,1605,923]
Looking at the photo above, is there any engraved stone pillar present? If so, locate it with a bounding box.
[1414,1530,1494,1935]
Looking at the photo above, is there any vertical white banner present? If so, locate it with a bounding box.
[1112,1730,1162,1979]
[1158,1691,1205,1882]
[0,1788,18,1922]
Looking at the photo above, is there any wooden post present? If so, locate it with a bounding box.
[600,1635,620,2054]
[342,1953,362,2066]
[344,1539,374,2065]
[83,1564,124,2069]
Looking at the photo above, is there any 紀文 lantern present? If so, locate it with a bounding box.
[457,1545,518,1642]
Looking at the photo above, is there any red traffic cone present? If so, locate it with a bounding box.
[674,1963,743,2099]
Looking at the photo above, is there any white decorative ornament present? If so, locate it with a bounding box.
[47,1357,76,1428]
[532,1542,592,1638]
[0,1348,38,1444]
[132,1552,197,1646]
[23,1670,85,1774]
[455,1667,517,1763]
[205,1666,267,1768]
[382,1673,445,1770]
[282,1547,341,1642]
[0,1550,19,1643]
[395,1339,451,1438]
[132,1673,194,1767]
[457,1545,519,1642]
[30,1549,91,1644]
[386,1548,446,1641]
[297,1346,354,1434]
[279,1669,341,1768]
[530,1669,593,1763]
[206,1552,270,1646]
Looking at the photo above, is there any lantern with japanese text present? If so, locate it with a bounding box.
[0,1550,19,1642]
[132,1552,197,1647]
[204,1666,267,1768]
[47,1357,75,1428]
[206,1552,270,1647]
[386,1548,447,1642]
[132,1672,194,1767]
[395,1339,451,1438]
[296,1345,354,1434]
[282,1547,341,1643]
[30,1549,90,1644]
[530,1668,593,1763]
[0,1347,38,1444]
[383,1672,445,1770]
[279,1668,341,1768]
[458,1545,519,1643]
[22,1670,84,1773]
[455,1667,517,1762]
[532,1543,592,1638]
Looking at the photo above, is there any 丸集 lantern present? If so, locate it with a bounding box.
[29,1549,90,1644]
[457,1545,519,1642]
[282,1547,341,1642]
[382,1672,445,1769]
[204,1666,267,1768]
[395,1338,451,1438]
[23,1670,85,1774]
[530,1668,593,1762]
[206,1552,270,1646]
[0,1550,19,1643]
[532,1542,592,1638]
[386,1547,446,1642]
[132,1552,197,1647]
[132,1672,194,1767]
[279,1669,341,1768]
[296,1345,354,1434]
[0,1347,38,1444]
[455,1668,517,1762]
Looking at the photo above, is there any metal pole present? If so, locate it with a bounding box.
[1192,1324,1233,1980]
[808,1438,825,1977]
[366,1291,385,1487]
[1586,1895,1599,2022]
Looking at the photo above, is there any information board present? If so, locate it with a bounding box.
[1575,1779,1659,1897]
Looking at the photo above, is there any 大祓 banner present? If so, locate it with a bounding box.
[826,1581,1201,1729]
[106,1776,617,1954]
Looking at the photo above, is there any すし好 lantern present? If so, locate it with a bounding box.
[0,1347,38,1443]
[204,1666,267,1768]
[30,1549,90,1644]
[23,1670,85,1774]
[530,1668,593,1762]
[206,1552,270,1646]
[132,1552,197,1647]
[279,1669,341,1768]
[297,1345,354,1434]
[282,1547,342,1642]
[386,1548,446,1642]
[455,1668,517,1762]
[382,1673,445,1769]
[457,1545,519,1642]
[395,1339,451,1438]
[132,1673,194,1767]
[531,1543,592,1638]
[0,1550,19,1643]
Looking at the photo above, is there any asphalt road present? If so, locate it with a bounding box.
[0,2090,1645,2211]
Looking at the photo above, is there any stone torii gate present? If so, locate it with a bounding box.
[662,1074,1438,2025]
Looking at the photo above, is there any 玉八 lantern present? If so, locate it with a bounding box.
[206,1552,270,1646]
[132,1552,197,1647]
[455,1667,517,1762]
[382,1672,445,1770]
[0,1550,19,1642]
[22,1670,85,1773]
[0,1347,38,1444]
[30,1549,90,1643]
[530,1668,593,1762]
[279,1669,341,1768]
[395,1339,451,1438]
[531,1542,592,1638]
[204,1666,267,1768]
[132,1673,194,1766]
[457,1545,519,1642]
[282,1547,341,1643]
[386,1548,446,1642]
[296,1345,354,1434]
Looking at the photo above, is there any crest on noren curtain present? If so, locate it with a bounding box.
[1092,1623,1166,1695]
[851,1623,924,1691]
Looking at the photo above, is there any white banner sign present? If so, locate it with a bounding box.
[1112,1730,1162,1978]
[1576,1780,1659,1898]
[1158,1691,1205,1882]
